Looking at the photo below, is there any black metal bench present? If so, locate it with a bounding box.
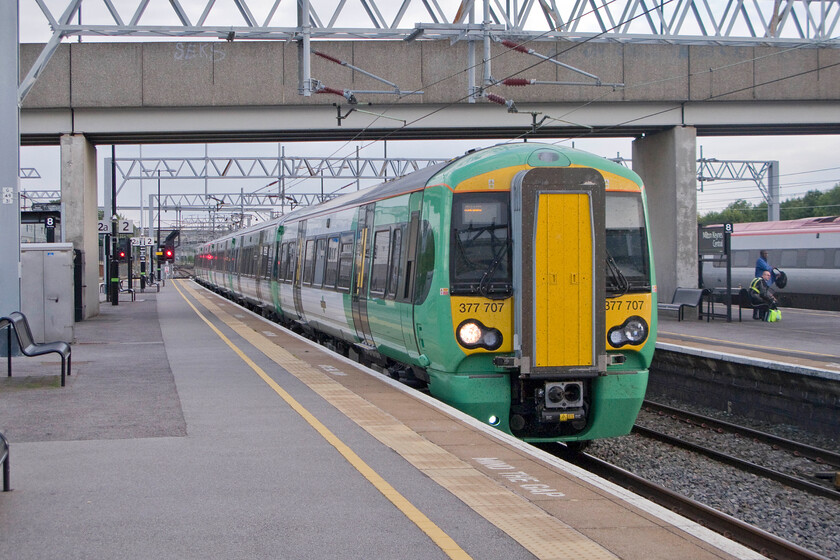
[735,287,771,322]
[0,431,9,492]
[657,288,705,321]
[2,311,72,387]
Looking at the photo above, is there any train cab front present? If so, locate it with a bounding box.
[440,161,654,443]
[506,166,654,443]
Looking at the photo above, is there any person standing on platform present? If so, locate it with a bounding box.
[755,250,776,286]
[749,270,778,321]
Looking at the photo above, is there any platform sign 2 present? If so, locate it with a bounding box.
[98,219,134,234]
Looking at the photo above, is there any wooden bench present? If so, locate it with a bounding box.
[0,431,8,492]
[2,311,72,387]
[657,288,705,321]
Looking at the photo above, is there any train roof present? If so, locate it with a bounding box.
[732,216,840,235]
[201,142,642,247]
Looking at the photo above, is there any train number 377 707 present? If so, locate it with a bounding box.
[606,300,646,311]
[458,302,506,313]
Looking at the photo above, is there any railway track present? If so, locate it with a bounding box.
[642,401,840,468]
[631,423,840,500]
[568,450,832,560]
[554,401,840,559]
[636,401,840,499]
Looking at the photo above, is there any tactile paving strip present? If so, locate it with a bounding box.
[181,282,618,560]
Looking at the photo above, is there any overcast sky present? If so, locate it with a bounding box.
[16,0,840,227]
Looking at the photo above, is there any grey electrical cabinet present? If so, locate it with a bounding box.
[20,243,75,343]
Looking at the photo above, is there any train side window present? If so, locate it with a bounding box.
[780,249,797,268]
[414,221,435,305]
[337,232,354,292]
[325,236,340,289]
[370,229,391,297]
[732,250,750,268]
[262,243,272,280]
[287,241,298,283]
[834,250,840,268]
[285,242,293,281]
[399,212,420,302]
[302,240,315,285]
[806,249,824,268]
[386,228,403,300]
[277,243,287,281]
[313,237,327,288]
[257,231,265,278]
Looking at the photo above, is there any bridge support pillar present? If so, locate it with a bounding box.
[61,134,100,319]
[632,126,698,302]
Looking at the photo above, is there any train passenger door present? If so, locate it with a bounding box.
[255,230,266,304]
[399,194,424,357]
[292,221,307,321]
[351,204,376,348]
[511,168,606,378]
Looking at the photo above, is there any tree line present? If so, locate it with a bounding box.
[698,183,840,226]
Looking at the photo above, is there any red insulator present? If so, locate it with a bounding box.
[314,50,342,65]
[485,93,507,106]
[501,39,530,54]
[502,78,531,87]
[316,86,345,97]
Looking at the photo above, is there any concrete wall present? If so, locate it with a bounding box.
[20,41,840,110]
[650,349,840,438]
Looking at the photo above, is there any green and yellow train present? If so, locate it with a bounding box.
[195,142,657,444]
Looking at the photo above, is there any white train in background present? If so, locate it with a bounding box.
[701,216,840,310]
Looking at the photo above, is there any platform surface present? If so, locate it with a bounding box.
[657,302,840,377]
[1,281,766,560]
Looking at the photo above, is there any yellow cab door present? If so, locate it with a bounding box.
[512,167,606,378]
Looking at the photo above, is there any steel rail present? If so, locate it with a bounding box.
[643,400,840,467]
[631,424,840,501]
[569,451,832,560]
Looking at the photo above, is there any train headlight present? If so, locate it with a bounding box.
[458,321,483,345]
[456,319,503,351]
[607,316,649,348]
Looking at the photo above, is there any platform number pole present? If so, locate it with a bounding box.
[724,223,732,322]
[110,147,119,306]
[45,216,56,242]
[140,248,146,291]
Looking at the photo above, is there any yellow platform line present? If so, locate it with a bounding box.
[178,281,618,560]
[171,281,470,560]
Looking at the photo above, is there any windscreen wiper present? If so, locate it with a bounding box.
[478,242,511,299]
[606,251,629,298]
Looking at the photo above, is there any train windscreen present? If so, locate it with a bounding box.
[450,192,512,299]
[606,193,651,295]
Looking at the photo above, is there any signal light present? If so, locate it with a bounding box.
[163,246,174,261]
[115,238,129,261]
